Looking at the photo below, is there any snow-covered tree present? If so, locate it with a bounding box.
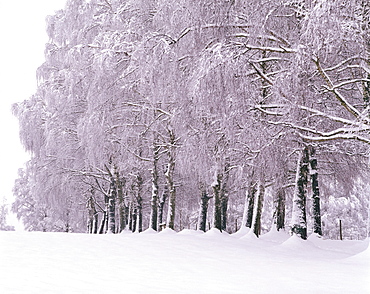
[12,0,370,239]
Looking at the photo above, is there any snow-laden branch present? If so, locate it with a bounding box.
[300,133,370,144]
[175,24,252,43]
[250,57,285,63]
[314,57,365,121]
[64,168,110,182]
[244,44,295,54]
[82,179,109,198]
[298,105,366,127]
[253,104,285,116]
[231,33,281,44]
[268,120,370,145]
[346,65,370,75]
[330,78,370,90]
[265,29,291,47]
[250,63,273,85]
[323,55,363,72]
[124,102,173,118]
[122,145,152,162]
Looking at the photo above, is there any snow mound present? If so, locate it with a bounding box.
[260,228,290,244]
[230,226,250,238]
[178,229,204,236]
[204,228,229,237]
[141,228,158,235]
[159,227,176,235]
[282,234,312,248]
[240,230,259,241]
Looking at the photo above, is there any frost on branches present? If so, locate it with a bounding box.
[12,0,370,240]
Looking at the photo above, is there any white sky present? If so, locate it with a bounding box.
[0,1,67,228]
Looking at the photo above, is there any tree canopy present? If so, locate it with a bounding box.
[13,0,370,239]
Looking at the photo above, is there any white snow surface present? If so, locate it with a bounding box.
[0,229,369,294]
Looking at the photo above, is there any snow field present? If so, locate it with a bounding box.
[0,228,369,294]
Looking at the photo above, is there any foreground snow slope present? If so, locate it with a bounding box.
[0,228,369,294]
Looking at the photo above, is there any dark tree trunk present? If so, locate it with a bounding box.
[150,143,160,231]
[117,176,127,233]
[107,177,116,234]
[308,146,322,236]
[128,200,134,232]
[198,188,212,232]
[291,146,309,240]
[87,219,92,234]
[118,202,128,233]
[253,181,265,237]
[136,175,143,233]
[274,187,286,231]
[101,193,109,234]
[92,212,98,234]
[86,195,97,234]
[166,128,176,230]
[220,195,228,231]
[98,211,107,234]
[220,161,230,231]
[212,172,223,232]
[131,205,137,233]
[158,185,168,229]
[136,198,143,233]
[246,183,257,228]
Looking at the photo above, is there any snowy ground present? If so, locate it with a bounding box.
[0,228,369,294]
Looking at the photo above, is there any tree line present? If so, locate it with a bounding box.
[12,0,370,239]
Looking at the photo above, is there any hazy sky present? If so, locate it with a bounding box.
[0,1,66,228]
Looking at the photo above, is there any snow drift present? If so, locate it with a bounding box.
[0,229,368,294]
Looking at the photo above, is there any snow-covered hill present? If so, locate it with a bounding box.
[0,228,369,294]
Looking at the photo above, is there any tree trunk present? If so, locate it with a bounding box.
[166,128,176,230]
[136,196,143,233]
[128,200,135,232]
[158,185,168,229]
[212,171,223,232]
[87,218,92,234]
[86,195,97,234]
[220,161,230,231]
[130,204,137,233]
[274,187,286,231]
[241,190,249,227]
[136,175,143,233]
[308,146,322,236]
[198,188,212,232]
[92,212,98,234]
[291,146,309,240]
[253,180,265,237]
[107,177,116,234]
[150,143,160,231]
[117,176,127,233]
[98,211,107,234]
[246,183,257,228]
